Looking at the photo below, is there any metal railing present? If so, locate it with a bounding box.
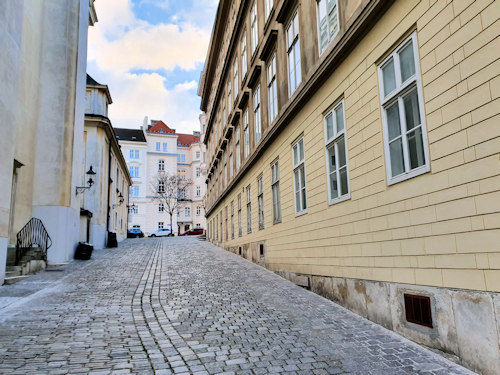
[16,218,52,265]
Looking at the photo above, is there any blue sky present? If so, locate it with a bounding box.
[87,0,218,133]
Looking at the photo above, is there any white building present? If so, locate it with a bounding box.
[82,75,131,248]
[0,0,96,284]
[116,119,207,236]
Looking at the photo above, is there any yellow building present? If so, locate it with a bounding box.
[199,1,500,373]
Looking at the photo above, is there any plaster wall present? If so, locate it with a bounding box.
[0,238,7,285]
[90,223,107,250]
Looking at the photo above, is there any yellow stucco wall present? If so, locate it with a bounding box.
[208,0,500,293]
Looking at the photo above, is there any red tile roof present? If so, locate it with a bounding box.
[148,120,175,134]
[177,133,200,147]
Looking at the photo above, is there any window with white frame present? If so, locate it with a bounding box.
[227,80,232,110]
[257,175,264,229]
[158,222,164,229]
[129,206,138,214]
[220,211,223,241]
[196,186,201,197]
[238,193,242,236]
[292,137,307,214]
[246,185,252,233]
[250,2,258,54]
[158,181,165,193]
[267,54,278,124]
[229,139,234,178]
[378,32,429,184]
[196,206,201,216]
[129,166,139,178]
[231,201,235,239]
[196,151,200,159]
[324,100,349,203]
[130,186,139,197]
[286,11,301,96]
[196,167,200,177]
[156,142,160,151]
[271,160,281,223]
[158,203,164,213]
[253,85,262,144]
[317,0,339,54]
[235,125,241,170]
[129,150,140,159]
[185,207,191,217]
[265,0,274,20]
[234,60,239,99]
[163,143,167,152]
[243,108,250,158]
[232,0,236,26]
[225,206,228,240]
[158,160,165,171]
[241,33,248,79]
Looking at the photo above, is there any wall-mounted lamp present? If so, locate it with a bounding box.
[76,166,96,195]
[112,193,125,208]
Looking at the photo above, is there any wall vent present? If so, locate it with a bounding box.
[404,294,433,328]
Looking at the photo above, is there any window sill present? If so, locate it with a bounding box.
[295,209,307,217]
[328,194,350,206]
[388,165,430,186]
[273,219,282,225]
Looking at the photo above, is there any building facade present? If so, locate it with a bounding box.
[199,1,500,374]
[0,0,97,283]
[116,119,207,236]
[82,75,131,248]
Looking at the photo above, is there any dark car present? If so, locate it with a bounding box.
[180,228,204,236]
[127,228,144,238]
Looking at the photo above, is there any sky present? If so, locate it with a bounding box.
[87,0,218,134]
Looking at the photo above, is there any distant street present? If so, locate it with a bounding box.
[0,238,474,375]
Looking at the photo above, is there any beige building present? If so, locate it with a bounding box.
[0,0,97,283]
[199,1,500,374]
[83,75,131,248]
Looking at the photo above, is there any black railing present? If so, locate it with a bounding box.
[16,218,52,265]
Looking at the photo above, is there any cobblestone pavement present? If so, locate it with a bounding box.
[0,238,475,375]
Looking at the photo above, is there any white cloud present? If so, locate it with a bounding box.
[88,0,215,134]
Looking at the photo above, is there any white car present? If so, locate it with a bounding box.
[149,228,174,237]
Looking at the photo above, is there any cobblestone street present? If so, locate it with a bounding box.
[0,238,475,375]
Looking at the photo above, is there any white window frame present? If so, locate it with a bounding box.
[163,143,167,152]
[158,222,164,229]
[271,159,281,223]
[250,2,258,55]
[292,137,307,215]
[156,142,160,151]
[378,32,429,185]
[316,0,340,55]
[196,167,200,177]
[158,160,165,171]
[243,108,250,158]
[267,53,278,124]
[227,80,232,111]
[257,175,264,229]
[324,100,350,205]
[196,151,200,159]
[253,85,262,144]
[185,207,191,217]
[238,193,242,237]
[158,203,164,213]
[229,139,234,179]
[235,125,241,170]
[158,181,165,193]
[265,0,274,21]
[196,186,201,197]
[241,33,248,79]
[246,185,252,233]
[286,11,301,97]
[233,59,239,100]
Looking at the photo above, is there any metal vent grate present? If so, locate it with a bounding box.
[404,294,433,328]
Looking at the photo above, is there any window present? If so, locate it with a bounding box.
[243,108,250,158]
[233,60,239,99]
[246,185,252,233]
[271,160,281,223]
[156,142,160,151]
[129,166,139,178]
[158,181,165,193]
[229,139,234,179]
[163,143,167,152]
[231,201,235,239]
[317,0,339,54]
[324,100,349,203]
[196,206,201,216]
[177,210,180,217]
[267,54,278,124]
[130,186,139,197]
[250,2,258,54]
[158,222,164,229]
[196,167,200,177]
[227,80,232,110]
[179,189,186,200]
[177,154,186,162]
[253,85,262,144]
[292,137,307,214]
[232,0,236,26]
[220,211,223,241]
[158,203,164,213]
[225,206,228,241]
[378,32,429,185]
[129,150,140,159]
[257,175,264,229]
[196,186,201,197]
[265,0,274,20]
[196,151,200,159]
[216,214,218,240]
[185,207,191,217]
[238,194,242,236]
[158,160,165,171]
[196,223,201,228]
[129,206,138,214]
[235,125,241,170]
[241,33,248,79]
[286,11,301,96]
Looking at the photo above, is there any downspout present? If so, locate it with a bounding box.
[106,141,112,241]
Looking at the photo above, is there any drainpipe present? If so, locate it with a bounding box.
[106,141,111,242]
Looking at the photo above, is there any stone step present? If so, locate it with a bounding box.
[5,271,21,278]
[3,275,29,285]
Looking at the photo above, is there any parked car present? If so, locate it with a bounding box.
[149,228,174,237]
[127,228,144,238]
[180,228,204,236]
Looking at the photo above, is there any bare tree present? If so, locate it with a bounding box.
[151,172,193,235]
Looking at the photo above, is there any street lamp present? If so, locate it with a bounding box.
[76,166,96,195]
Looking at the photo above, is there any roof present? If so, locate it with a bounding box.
[114,128,147,143]
[177,133,200,147]
[86,74,101,86]
[147,120,175,134]
[86,74,113,104]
